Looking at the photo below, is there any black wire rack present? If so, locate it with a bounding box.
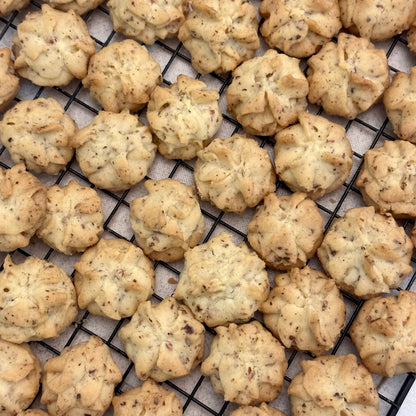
[0,1,415,415]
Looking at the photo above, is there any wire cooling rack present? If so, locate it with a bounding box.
[0,1,416,415]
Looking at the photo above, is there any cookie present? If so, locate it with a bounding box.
[274,112,353,200]
[112,380,183,416]
[247,192,324,270]
[174,232,269,327]
[129,178,205,262]
[230,404,287,416]
[18,410,49,416]
[408,25,416,55]
[74,238,155,320]
[72,110,156,191]
[43,0,104,15]
[0,339,41,416]
[147,74,222,160]
[317,206,413,299]
[259,0,341,58]
[260,266,346,356]
[41,336,122,416]
[0,47,19,113]
[288,354,379,416]
[350,290,416,377]
[0,164,47,252]
[0,0,29,16]
[383,67,416,143]
[0,255,77,344]
[307,33,389,120]
[36,180,104,255]
[201,321,287,405]
[178,0,260,75]
[226,49,308,136]
[108,0,189,45]
[339,0,416,41]
[118,297,205,382]
[82,39,162,113]
[12,4,95,87]
[194,135,276,214]
[0,97,77,175]
[356,140,416,218]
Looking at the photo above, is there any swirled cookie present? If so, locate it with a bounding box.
[201,321,287,405]
[74,238,155,320]
[0,48,19,113]
[83,39,162,113]
[0,339,41,416]
[350,290,416,377]
[226,49,308,136]
[274,112,352,199]
[12,4,95,87]
[0,98,77,175]
[0,0,29,16]
[41,336,122,416]
[339,0,416,41]
[307,33,389,119]
[43,0,104,15]
[230,404,287,416]
[356,140,416,218]
[174,232,269,327]
[383,67,416,143]
[288,354,379,416]
[112,380,183,416]
[0,164,46,252]
[260,266,345,356]
[108,0,189,45]
[0,255,77,344]
[317,206,413,299]
[36,180,104,255]
[178,0,260,75]
[194,135,276,214]
[129,179,205,262]
[73,110,156,191]
[118,297,205,382]
[147,74,222,160]
[259,0,341,58]
[247,192,324,270]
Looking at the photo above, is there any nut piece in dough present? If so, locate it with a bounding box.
[73,110,156,191]
[247,192,324,270]
[317,206,413,299]
[274,112,352,200]
[0,164,47,252]
[288,354,379,416]
[339,0,416,41]
[174,232,269,327]
[350,290,416,377]
[36,180,104,255]
[0,339,41,416]
[112,380,183,416]
[147,74,222,160]
[0,97,77,175]
[356,140,416,218]
[0,255,77,344]
[74,238,155,320]
[41,336,122,416]
[129,178,205,262]
[108,0,189,45]
[383,67,416,143]
[178,0,260,75]
[43,0,104,15]
[0,47,19,113]
[226,49,308,136]
[83,39,162,113]
[230,403,287,416]
[194,135,276,214]
[259,0,342,58]
[260,266,346,356]
[0,0,29,16]
[12,4,96,87]
[201,321,287,405]
[307,33,389,120]
[118,297,205,382]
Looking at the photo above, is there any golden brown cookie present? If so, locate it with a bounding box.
[43,0,104,15]
[0,0,29,16]
[0,47,19,113]
[230,404,287,416]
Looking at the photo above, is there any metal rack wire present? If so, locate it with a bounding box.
[0,1,415,415]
